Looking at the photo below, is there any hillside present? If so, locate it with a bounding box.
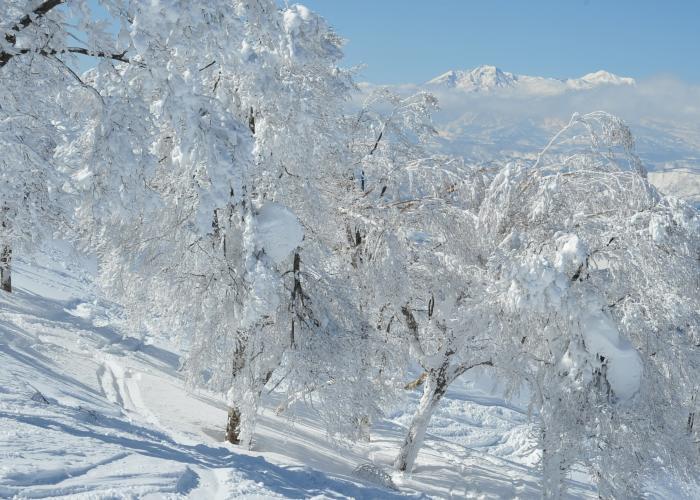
[0,249,612,498]
[1,1,698,496]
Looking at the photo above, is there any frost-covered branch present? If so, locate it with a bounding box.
[1,0,65,67]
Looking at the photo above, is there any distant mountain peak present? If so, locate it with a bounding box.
[568,70,636,89]
[426,66,635,93]
[427,65,518,91]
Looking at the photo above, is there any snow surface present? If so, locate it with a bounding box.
[2,248,696,498]
[0,249,618,499]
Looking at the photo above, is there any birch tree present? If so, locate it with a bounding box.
[340,87,498,472]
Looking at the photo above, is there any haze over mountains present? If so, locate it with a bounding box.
[361,65,700,206]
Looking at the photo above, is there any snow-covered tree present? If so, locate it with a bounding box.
[0,69,63,292]
[0,0,131,292]
[348,108,699,489]
[66,0,296,448]
[338,87,501,472]
[60,0,397,449]
[5,4,698,496]
[478,112,700,498]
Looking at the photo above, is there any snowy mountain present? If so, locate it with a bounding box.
[427,65,519,92]
[425,65,635,95]
[567,69,636,90]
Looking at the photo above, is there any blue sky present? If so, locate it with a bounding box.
[299,0,700,84]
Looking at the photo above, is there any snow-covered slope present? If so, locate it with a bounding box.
[0,250,608,498]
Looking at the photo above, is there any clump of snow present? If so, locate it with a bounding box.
[254,203,304,264]
[65,302,95,320]
[649,215,669,243]
[578,298,643,402]
[283,4,312,33]
[505,254,568,313]
[282,4,342,62]
[554,233,587,275]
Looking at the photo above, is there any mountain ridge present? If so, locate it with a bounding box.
[426,65,636,93]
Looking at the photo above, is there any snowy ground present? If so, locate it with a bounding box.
[0,251,690,498]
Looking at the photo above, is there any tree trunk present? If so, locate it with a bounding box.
[1,244,11,293]
[226,369,273,448]
[358,415,371,442]
[541,428,569,499]
[226,405,242,444]
[394,366,448,472]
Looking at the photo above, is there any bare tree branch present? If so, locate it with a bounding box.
[2,0,65,66]
[2,46,132,69]
[2,1,133,69]
[447,360,493,385]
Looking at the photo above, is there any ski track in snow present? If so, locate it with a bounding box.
[97,359,125,408]
[0,255,695,498]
